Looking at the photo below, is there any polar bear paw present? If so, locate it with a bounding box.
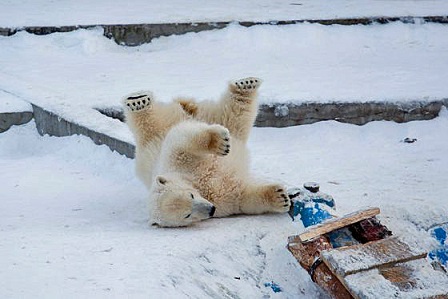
[265,184,291,213]
[206,125,231,156]
[124,92,153,111]
[232,77,262,93]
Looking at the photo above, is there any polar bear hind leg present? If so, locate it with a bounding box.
[239,183,291,215]
[215,77,262,142]
[177,77,262,143]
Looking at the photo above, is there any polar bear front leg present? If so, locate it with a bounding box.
[161,122,231,172]
[240,183,291,215]
[185,123,231,157]
[123,91,158,146]
[164,122,231,160]
[123,91,186,148]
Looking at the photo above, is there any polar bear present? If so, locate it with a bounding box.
[123,77,290,227]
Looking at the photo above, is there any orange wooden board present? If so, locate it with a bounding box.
[299,207,380,242]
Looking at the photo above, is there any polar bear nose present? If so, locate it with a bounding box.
[209,206,216,217]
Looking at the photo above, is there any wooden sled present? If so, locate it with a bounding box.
[287,207,448,298]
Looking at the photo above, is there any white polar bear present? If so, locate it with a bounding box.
[123,77,290,227]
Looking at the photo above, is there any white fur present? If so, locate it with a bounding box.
[123,78,290,227]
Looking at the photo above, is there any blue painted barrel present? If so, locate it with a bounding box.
[429,224,448,267]
[288,183,360,248]
[288,182,335,225]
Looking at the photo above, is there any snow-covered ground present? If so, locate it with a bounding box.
[1,22,448,140]
[1,2,448,297]
[1,109,448,298]
[2,22,448,107]
[0,90,32,113]
[2,0,448,27]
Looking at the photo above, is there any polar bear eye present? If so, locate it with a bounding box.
[190,193,194,199]
[185,213,192,219]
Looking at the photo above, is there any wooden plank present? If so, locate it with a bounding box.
[287,235,353,298]
[315,263,353,299]
[288,235,333,272]
[343,259,448,299]
[321,236,427,277]
[379,263,417,291]
[299,207,380,242]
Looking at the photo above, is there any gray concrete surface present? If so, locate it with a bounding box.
[1,16,447,46]
[97,100,448,128]
[32,104,135,158]
[255,100,448,127]
[0,111,33,133]
[1,100,446,158]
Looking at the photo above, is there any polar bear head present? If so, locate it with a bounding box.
[149,175,216,227]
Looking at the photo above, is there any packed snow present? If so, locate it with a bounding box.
[0,90,32,113]
[1,109,448,298]
[345,258,448,298]
[1,2,448,297]
[1,22,448,138]
[2,0,448,27]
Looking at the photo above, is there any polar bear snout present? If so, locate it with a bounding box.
[192,199,215,220]
[209,206,216,217]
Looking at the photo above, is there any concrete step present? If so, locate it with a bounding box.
[32,104,135,158]
[97,99,448,127]
[1,16,447,46]
[0,90,33,133]
[5,97,447,158]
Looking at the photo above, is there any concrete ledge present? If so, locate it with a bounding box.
[0,111,33,133]
[256,100,448,127]
[97,100,448,128]
[32,104,135,158]
[1,16,447,46]
[103,22,229,46]
[5,100,444,159]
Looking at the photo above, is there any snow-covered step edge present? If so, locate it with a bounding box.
[32,104,135,158]
[1,16,447,46]
[5,99,447,159]
[0,111,33,133]
[97,100,448,128]
[256,100,448,127]
[0,90,33,133]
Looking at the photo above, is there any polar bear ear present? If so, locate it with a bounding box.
[156,175,168,186]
